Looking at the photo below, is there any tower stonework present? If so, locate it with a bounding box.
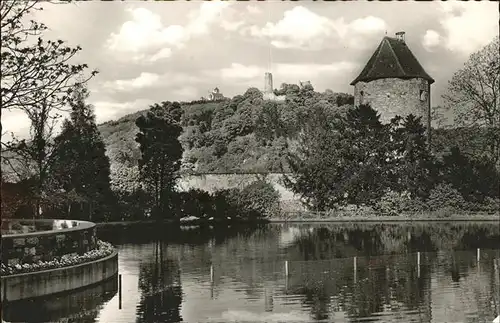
[264,72,273,94]
[263,72,285,101]
[351,32,434,142]
[353,77,431,124]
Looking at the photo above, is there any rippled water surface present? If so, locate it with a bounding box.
[3,222,500,323]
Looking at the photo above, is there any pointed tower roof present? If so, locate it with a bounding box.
[350,35,434,85]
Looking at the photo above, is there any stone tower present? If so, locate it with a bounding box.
[263,72,285,101]
[264,72,273,95]
[351,31,434,142]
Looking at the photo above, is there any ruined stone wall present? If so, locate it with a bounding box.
[353,78,431,125]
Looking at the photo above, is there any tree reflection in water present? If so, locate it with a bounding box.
[95,222,499,323]
[136,240,183,323]
[281,222,500,321]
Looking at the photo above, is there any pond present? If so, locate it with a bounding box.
[3,221,500,323]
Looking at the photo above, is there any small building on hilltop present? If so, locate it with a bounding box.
[207,87,225,101]
[351,32,434,133]
[299,80,312,90]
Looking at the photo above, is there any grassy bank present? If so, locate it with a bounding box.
[95,220,172,228]
[269,210,500,223]
[95,215,499,227]
[268,216,500,223]
[95,218,270,228]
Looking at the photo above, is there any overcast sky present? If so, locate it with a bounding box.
[2,0,498,138]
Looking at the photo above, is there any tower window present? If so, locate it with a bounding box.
[419,90,427,101]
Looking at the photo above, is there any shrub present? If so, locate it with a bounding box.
[375,191,428,216]
[114,189,151,221]
[375,191,410,216]
[481,197,500,213]
[174,189,213,219]
[426,183,466,211]
[430,206,457,218]
[12,222,22,231]
[333,204,377,217]
[440,147,500,203]
[235,180,280,218]
[465,197,500,213]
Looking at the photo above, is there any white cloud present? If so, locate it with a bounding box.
[349,16,386,35]
[343,16,387,49]
[221,20,245,32]
[220,63,263,80]
[438,2,498,56]
[103,72,160,91]
[188,1,231,35]
[246,6,386,50]
[106,2,232,61]
[250,6,339,50]
[149,48,173,62]
[91,99,154,123]
[101,72,205,95]
[107,8,186,54]
[1,110,31,141]
[247,5,262,15]
[422,30,441,51]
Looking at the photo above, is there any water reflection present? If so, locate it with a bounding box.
[3,222,500,322]
[136,242,183,323]
[2,275,118,322]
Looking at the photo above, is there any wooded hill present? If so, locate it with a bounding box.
[98,84,355,174]
[98,83,495,177]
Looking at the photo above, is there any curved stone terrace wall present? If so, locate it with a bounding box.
[1,250,118,302]
[1,219,98,266]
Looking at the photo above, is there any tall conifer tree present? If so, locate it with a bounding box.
[53,84,114,221]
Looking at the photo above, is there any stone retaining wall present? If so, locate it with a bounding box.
[1,250,118,302]
[1,220,98,266]
[2,275,118,323]
[176,173,305,212]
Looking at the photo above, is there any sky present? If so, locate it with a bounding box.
[2,0,499,138]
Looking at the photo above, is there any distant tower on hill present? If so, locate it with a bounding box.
[264,72,273,94]
[350,31,434,143]
[262,72,285,101]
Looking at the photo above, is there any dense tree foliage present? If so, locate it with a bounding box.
[443,36,500,165]
[285,102,499,212]
[285,104,389,210]
[98,84,354,176]
[439,147,499,204]
[387,115,437,199]
[1,1,96,218]
[135,102,184,218]
[51,84,114,221]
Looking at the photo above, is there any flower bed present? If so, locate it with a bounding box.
[1,240,115,276]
